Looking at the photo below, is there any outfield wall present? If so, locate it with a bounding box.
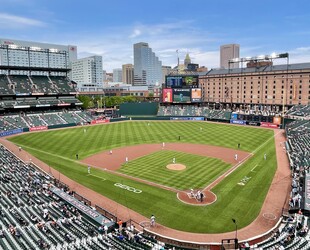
[119,102,159,116]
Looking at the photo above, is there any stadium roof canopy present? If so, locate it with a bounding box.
[0,65,70,72]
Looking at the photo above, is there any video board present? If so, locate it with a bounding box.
[166,75,198,88]
[166,76,183,88]
[173,88,191,103]
[191,88,202,102]
[162,89,173,103]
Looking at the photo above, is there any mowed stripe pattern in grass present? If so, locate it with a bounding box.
[8,121,273,161]
[118,150,231,190]
[8,121,277,233]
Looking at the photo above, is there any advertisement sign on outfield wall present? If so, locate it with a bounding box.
[260,122,279,128]
[91,119,110,124]
[0,128,23,137]
[30,126,48,132]
[230,120,246,125]
[170,117,204,121]
[247,121,260,126]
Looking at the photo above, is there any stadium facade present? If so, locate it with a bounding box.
[199,62,310,109]
[0,38,77,77]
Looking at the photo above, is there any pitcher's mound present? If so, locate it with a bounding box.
[166,164,186,171]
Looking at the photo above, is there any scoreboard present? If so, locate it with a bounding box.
[163,75,201,103]
[166,75,199,88]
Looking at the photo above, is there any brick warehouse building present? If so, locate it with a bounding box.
[199,62,310,111]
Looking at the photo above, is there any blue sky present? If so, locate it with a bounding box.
[0,0,309,72]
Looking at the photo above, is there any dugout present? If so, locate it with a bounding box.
[119,102,159,116]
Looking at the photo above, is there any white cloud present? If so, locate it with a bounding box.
[288,47,310,64]
[129,29,142,38]
[0,13,45,28]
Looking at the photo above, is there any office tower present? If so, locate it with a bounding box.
[122,64,134,84]
[220,44,240,69]
[133,42,162,86]
[71,56,103,84]
[113,68,122,82]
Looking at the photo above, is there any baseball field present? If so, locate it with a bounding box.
[8,121,277,233]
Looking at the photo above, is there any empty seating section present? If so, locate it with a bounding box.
[0,110,95,133]
[254,216,310,249]
[76,111,94,123]
[287,105,310,119]
[58,112,83,124]
[0,75,14,95]
[0,144,166,249]
[10,75,32,94]
[31,76,58,94]
[41,113,64,126]
[157,105,232,120]
[24,115,47,127]
[49,76,75,94]
[0,75,78,95]
[1,115,28,130]
[286,120,310,173]
[37,98,61,106]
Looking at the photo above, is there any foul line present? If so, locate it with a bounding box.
[251,165,258,172]
[203,130,282,192]
[87,174,106,181]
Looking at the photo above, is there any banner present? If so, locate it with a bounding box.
[304,173,310,211]
[36,104,51,107]
[30,126,48,132]
[230,120,246,125]
[50,187,114,226]
[260,122,279,128]
[170,117,204,121]
[91,119,110,124]
[0,128,23,137]
[231,113,238,120]
[191,88,202,102]
[57,103,71,106]
[273,117,282,125]
[247,121,260,126]
[162,89,173,103]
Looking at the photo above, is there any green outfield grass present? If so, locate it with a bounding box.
[118,150,231,190]
[8,121,277,233]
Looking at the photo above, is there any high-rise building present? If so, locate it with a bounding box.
[133,42,162,86]
[71,56,103,84]
[113,68,122,82]
[220,44,240,69]
[0,38,77,75]
[122,64,134,84]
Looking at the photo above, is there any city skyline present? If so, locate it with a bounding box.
[0,0,309,72]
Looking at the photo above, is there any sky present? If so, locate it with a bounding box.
[0,0,309,72]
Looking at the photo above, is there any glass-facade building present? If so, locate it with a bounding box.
[133,42,162,86]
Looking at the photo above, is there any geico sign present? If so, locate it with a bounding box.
[114,183,142,194]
